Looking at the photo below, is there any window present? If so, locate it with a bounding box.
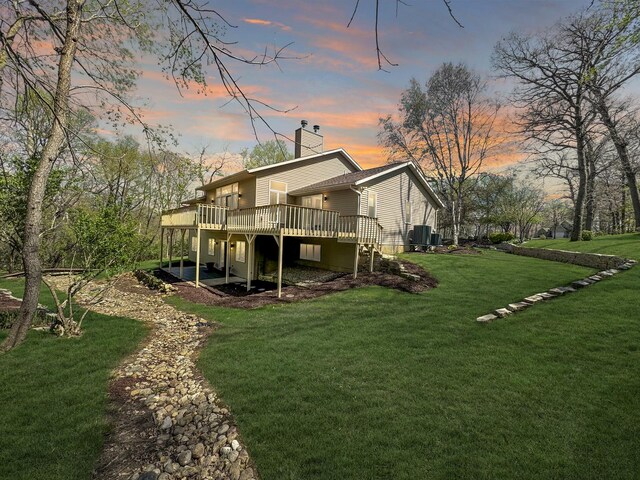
[269,180,287,204]
[302,194,323,209]
[300,243,321,262]
[235,241,246,262]
[367,190,377,218]
[207,238,215,255]
[405,201,412,224]
[191,236,198,252]
[215,183,239,209]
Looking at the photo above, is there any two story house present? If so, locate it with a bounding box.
[160,122,444,297]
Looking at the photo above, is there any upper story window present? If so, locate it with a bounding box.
[367,190,377,218]
[215,183,239,209]
[269,180,287,204]
[301,194,323,209]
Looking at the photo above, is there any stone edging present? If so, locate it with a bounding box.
[498,243,626,270]
[476,259,637,323]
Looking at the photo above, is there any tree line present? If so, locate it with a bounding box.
[380,0,640,244]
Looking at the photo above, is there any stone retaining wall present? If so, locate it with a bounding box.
[499,244,627,270]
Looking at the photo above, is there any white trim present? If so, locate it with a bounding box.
[247,148,362,173]
[354,161,445,209]
[367,189,378,218]
[269,179,288,204]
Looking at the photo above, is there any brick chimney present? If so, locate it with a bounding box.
[294,120,323,158]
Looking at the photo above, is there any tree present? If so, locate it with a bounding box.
[43,204,143,336]
[493,27,593,242]
[241,140,293,169]
[379,63,499,245]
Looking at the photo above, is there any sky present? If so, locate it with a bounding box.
[129,0,598,171]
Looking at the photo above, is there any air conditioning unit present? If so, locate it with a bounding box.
[412,225,432,246]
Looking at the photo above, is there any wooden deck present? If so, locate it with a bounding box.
[161,204,383,247]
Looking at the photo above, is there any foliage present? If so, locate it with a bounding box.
[379,63,500,244]
[241,140,293,169]
[581,230,593,241]
[489,232,515,244]
[44,204,144,336]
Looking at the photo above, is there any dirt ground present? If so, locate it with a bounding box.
[153,261,438,309]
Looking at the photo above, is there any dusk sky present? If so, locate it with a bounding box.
[132,0,598,170]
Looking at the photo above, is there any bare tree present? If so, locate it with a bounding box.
[379,63,499,245]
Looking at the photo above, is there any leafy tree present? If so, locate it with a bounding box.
[241,140,293,169]
[379,63,500,245]
[43,204,144,337]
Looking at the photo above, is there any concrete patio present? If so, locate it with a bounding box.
[162,265,244,287]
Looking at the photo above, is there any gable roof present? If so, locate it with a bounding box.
[288,163,404,195]
[197,148,361,192]
[290,161,445,208]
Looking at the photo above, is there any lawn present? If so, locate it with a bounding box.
[0,278,147,480]
[525,232,640,259]
[168,248,640,479]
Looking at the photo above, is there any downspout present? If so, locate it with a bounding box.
[350,185,362,215]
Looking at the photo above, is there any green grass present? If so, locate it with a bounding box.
[168,249,640,479]
[525,232,640,259]
[0,278,147,480]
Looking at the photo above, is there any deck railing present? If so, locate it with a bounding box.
[197,204,227,227]
[338,215,383,245]
[160,205,197,227]
[162,203,382,245]
[227,204,340,237]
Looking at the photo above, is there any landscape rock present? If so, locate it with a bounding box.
[45,274,255,480]
[494,308,512,318]
[507,302,530,312]
[476,314,497,323]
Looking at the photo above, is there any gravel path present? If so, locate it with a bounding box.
[48,274,256,480]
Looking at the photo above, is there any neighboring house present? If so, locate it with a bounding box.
[551,221,573,239]
[160,122,444,297]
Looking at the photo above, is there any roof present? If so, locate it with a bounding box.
[288,163,406,195]
[289,161,445,208]
[197,148,361,192]
[182,195,206,205]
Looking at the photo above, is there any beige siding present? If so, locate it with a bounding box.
[255,154,357,206]
[204,177,256,209]
[362,169,438,250]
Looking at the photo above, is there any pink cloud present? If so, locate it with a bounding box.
[243,17,292,31]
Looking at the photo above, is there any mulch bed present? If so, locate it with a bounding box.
[152,261,438,309]
[425,246,482,255]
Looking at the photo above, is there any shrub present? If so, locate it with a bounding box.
[133,269,175,294]
[539,235,547,240]
[581,230,593,241]
[489,232,515,244]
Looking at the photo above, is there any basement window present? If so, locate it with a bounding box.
[235,241,246,263]
[191,236,198,252]
[207,238,215,255]
[300,243,321,262]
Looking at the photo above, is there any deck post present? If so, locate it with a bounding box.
[179,229,185,278]
[159,227,164,269]
[225,233,231,284]
[168,229,173,273]
[369,244,375,272]
[195,227,201,288]
[245,234,256,291]
[277,230,284,298]
[353,243,359,279]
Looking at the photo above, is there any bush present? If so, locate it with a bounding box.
[539,235,547,240]
[489,232,515,244]
[581,230,593,241]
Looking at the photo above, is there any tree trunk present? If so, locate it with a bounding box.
[570,115,587,242]
[593,90,640,231]
[584,140,596,232]
[1,0,84,352]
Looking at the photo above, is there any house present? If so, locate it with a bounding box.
[551,221,573,239]
[160,122,444,297]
